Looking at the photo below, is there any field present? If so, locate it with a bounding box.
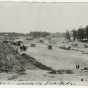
[13,38,88,85]
[0,37,88,85]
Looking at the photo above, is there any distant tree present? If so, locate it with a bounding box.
[72,29,77,41]
[65,25,88,42]
[65,30,71,41]
[85,25,88,40]
[29,31,50,38]
[77,27,85,41]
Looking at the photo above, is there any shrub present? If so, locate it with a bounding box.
[48,45,52,50]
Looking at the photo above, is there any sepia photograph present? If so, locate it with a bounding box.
[0,1,88,86]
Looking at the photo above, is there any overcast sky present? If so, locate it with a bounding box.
[0,2,88,33]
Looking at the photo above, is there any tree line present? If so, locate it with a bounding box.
[29,31,50,38]
[65,25,88,42]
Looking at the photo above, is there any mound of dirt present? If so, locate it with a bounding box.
[0,42,54,73]
[0,42,25,73]
[49,69,74,74]
[59,40,88,51]
[21,53,54,71]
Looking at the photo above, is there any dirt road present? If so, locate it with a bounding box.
[9,43,88,85]
[25,44,88,70]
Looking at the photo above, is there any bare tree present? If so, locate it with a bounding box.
[85,25,88,40]
[77,27,85,41]
[72,29,77,41]
[65,30,71,41]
